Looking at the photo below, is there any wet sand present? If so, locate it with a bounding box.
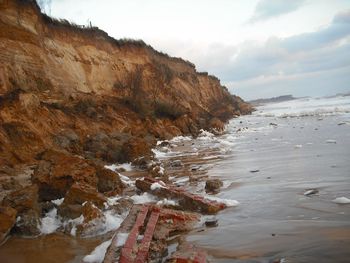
[0,233,103,263]
[184,113,350,262]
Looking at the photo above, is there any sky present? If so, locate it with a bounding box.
[38,0,350,100]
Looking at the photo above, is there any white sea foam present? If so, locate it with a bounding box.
[174,177,189,185]
[105,163,133,172]
[102,211,124,234]
[40,208,61,234]
[333,197,350,204]
[106,196,122,206]
[256,96,350,118]
[150,182,166,190]
[170,135,192,143]
[83,239,112,263]
[156,198,178,206]
[68,215,84,236]
[205,196,240,207]
[130,192,157,204]
[151,148,180,159]
[118,174,134,186]
[51,198,64,206]
[115,232,129,247]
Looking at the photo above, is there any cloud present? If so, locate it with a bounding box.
[187,9,350,99]
[249,0,305,23]
[282,10,350,52]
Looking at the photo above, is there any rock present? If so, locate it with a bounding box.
[205,218,218,227]
[1,177,21,191]
[205,179,223,193]
[2,185,39,214]
[83,132,124,163]
[53,129,80,151]
[32,150,98,201]
[76,201,105,237]
[2,185,41,236]
[132,156,152,169]
[250,169,260,173]
[121,136,153,162]
[169,160,183,168]
[158,141,170,147]
[209,117,225,131]
[96,165,124,194]
[14,209,41,236]
[58,204,83,219]
[64,182,107,207]
[304,189,319,196]
[0,206,17,244]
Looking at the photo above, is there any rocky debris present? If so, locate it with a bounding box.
[32,150,98,201]
[121,137,153,163]
[158,141,170,147]
[205,218,218,227]
[166,244,207,263]
[169,160,183,169]
[153,207,200,240]
[53,129,81,152]
[136,177,226,214]
[96,165,124,195]
[205,179,223,193]
[148,163,168,181]
[209,117,225,132]
[132,156,152,170]
[83,132,127,163]
[0,206,17,244]
[32,150,125,203]
[59,182,107,217]
[0,177,22,191]
[103,205,200,263]
[58,182,107,219]
[76,201,105,237]
[1,185,41,236]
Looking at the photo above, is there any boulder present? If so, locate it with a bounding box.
[96,166,124,194]
[2,185,41,235]
[32,150,98,201]
[83,132,124,163]
[2,185,39,214]
[53,129,80,151]
[209,117,225,131]
[205,179,223,193]
[121,137,153,162]
[0,206,17,244]
[76,201,105,237]
[62,182,107,208]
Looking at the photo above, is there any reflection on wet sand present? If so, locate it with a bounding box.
[0,233,102,263]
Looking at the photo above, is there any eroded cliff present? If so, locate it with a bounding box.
[0,0,251,168]
[0,0,253,244]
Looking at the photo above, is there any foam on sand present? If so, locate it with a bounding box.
[40,208,61,234]
[130,192,157,204]
[83,239,112,263]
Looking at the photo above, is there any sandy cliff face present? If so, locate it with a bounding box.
[0,0,252,169]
